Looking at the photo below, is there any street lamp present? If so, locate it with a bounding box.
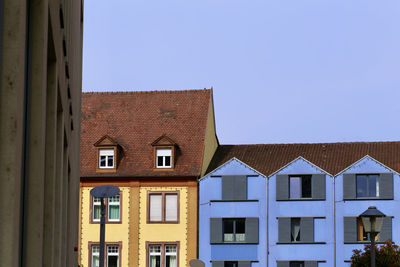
[359,206,386,267]
[90,185,120,267]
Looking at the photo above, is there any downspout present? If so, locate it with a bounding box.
[333,175,336,267]
[266,175,269,267]
[19,0,32,266]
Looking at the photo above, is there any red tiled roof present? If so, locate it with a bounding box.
[81,89,212,177]
[206,142,400,176]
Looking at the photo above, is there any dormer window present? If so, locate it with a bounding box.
[151,134,178,170]
[156,148,172,168]
[94,135,120,172]
[99,148,114,168]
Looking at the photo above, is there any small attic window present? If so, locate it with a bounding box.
[156,148,172,168]
[94,135,119,172]
[99,148,114,168]
[151,134,177,170]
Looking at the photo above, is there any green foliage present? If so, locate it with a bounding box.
[351,240,400,267]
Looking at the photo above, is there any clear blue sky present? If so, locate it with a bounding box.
[83,0,400,144]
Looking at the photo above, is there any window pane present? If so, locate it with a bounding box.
[107,255,118,267]
[157,156,163,167]
[93,205,101,220]
[290,262,304,267]
[92,255,99,267]
[165,245,177,267]
[290,177,301,198]
[223,219,234,241]
[291,218,301,241]
[357,175,368,197]
[235,219,246,241]
[165,194,178,221]
[107,156,114,167]
[108,205,120,220]
[369,175,379,197]
[301,176,312,198]
[225,262,238,267]
[150,194,162,221]
[100,156,106,167]
[150,255,161,267]
[165,156,171,167]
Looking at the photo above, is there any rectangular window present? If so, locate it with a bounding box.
[93,197,101,222]
[291,218,301,242]
[148,243,178,267]
[289,175,311,199]
[290,262,304,267]
[90,244,121,267]
[223,218,246,242]
[92,246,100,267]
[156,148,172,168]
[91,193,122,223]
[148,192,179,223]
[108,195,120,221]
[356,174,379,198]
[357,217,379,241]
[99,148,114,168]
[225,262,238,267]
[107,245,119,267]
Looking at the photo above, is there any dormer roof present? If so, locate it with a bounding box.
[94,135,118,147]
[151,134,177,147]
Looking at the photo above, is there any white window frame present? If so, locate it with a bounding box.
[164,245,177,267]
[108,195,121,222]
[99,148,115,169]
[92,245,100,267]
[149,245,161,267]
[93,197,101,222]
[156,148,172,168]
[107,245,119,267]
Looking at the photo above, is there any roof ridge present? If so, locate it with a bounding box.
[219,141,400,146]
[82,88,212,95]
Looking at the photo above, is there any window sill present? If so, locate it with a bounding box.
[344,241,393,244]
[343,197,393,201]
[276,242,326,244]
[277,198,325,201]
[210,199,259,202]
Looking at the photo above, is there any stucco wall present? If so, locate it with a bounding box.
[335,156,400,266]
[199,159,267,267]
[201,97,219,176]
[80,187,130,267]
[268,158,333,267]
[138,186,188,267]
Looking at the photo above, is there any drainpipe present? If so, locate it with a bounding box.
[19,0,32,266]
[266,176,269,267]
[333,175,336,267]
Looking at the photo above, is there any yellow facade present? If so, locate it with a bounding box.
[138,187,188,267]
[80,187,131,267]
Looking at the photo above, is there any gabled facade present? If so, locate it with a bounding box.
[335,156,400,266]
[269,157,333,267]
[199,158,267,267]
[79,89,218,267]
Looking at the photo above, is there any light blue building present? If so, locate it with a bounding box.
[199,158,267,267]
[201,143,400,267]
[268,157,333,267]
[335,155,399,266]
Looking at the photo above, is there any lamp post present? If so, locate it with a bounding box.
[359,206,386,267]
[90,185,120,267]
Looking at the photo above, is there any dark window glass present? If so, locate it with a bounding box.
[224,262,238,267]
[291,218,301,242]
[157,156,163,167]
[223,218,245,242]
[290,262,304,267]
[108,156,114,167]
[357,174,379,197]
[100,156,106,167]
[165,156,171,166]
[301,176,312,198]
[108,255,118,267]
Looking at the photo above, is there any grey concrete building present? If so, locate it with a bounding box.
[0,0,83,266]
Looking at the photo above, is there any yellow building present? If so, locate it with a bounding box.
[79,89,218,267]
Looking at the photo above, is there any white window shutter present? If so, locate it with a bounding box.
[99,149,114,156]
[150,195,162,221]
[165,194,178,221]
[156,148,172,157]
